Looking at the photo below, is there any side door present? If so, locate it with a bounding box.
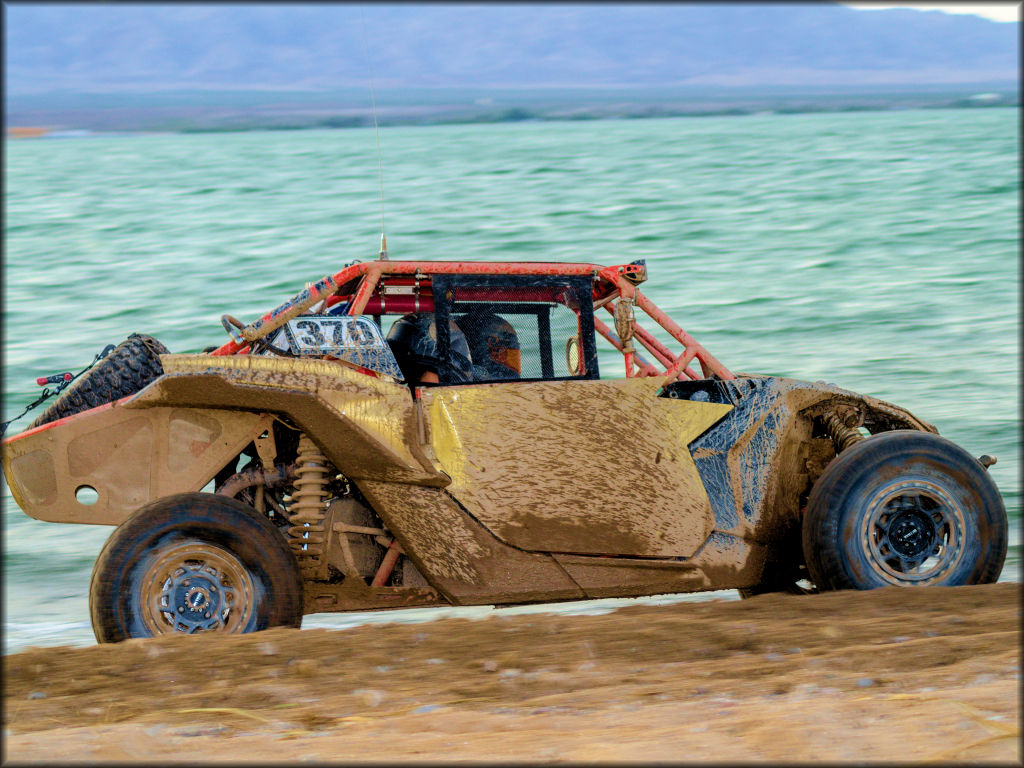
[420,275,732,559]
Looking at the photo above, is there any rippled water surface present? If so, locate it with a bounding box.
[3,109,1019,651]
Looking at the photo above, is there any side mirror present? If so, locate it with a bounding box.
[565,336,583,376]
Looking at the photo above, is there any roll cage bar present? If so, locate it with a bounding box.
[211,260,734,382]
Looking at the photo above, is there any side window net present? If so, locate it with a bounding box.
[433,276,598,385]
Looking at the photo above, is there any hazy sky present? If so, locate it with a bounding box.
[844,3,1020,22]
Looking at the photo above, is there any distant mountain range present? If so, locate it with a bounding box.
[5,3,1019,95]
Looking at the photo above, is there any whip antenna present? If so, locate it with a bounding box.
[359,6,388,260]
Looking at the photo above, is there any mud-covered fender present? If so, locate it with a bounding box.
[134,354,447,487]
[664,376,935,546]
[2,353,449,525]
[3,404,274,525]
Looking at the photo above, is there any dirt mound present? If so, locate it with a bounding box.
[4,583,1020,763]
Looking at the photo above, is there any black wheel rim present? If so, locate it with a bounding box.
[140,540,255,635]
[860,479,965,585]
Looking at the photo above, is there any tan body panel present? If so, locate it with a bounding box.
[421,378,732,558]
[4,406,271,525]
[136,355,447,487]
[2,354,446,526]
[551,531,767,598]
[357,480,585,605]
[356,479,766,603]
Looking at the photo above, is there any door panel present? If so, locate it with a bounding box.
[422,377,732,557]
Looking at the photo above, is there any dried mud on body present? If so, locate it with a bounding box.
[4,583,1020,763]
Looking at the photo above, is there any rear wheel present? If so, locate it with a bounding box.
[90,493,303,642]
[802,430,1006,591]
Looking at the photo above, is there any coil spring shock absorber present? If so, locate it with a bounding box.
[824,406,865,453]
[288,433,330,579]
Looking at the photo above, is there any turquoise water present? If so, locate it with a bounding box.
[3,108,1019,651]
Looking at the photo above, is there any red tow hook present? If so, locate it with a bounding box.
[36,373,73,386]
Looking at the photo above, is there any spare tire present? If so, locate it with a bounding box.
[28,334,168,428]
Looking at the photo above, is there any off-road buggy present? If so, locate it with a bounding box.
[2,259,1007,642]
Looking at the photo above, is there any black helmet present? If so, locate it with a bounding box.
[458,312,521,380]
[386,313,474,384]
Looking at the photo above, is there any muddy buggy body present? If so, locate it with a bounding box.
[2,259,1007,642]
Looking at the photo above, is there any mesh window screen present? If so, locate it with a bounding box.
[433,275,598,385]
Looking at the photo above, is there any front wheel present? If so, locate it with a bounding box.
[802,430,1007,591]
[90,493,303,642]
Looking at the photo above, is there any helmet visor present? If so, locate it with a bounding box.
[492,346,521,374]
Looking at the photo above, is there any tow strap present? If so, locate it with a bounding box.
[1,344,116,436]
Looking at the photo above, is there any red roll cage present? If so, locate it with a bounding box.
[211,260,734,382]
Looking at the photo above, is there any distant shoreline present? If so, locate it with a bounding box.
[6,94,1020,137]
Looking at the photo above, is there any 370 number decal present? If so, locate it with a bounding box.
[260,315,404,380]
[277,315,389,356]
[293,318,378,349]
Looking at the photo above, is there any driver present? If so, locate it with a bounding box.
[386,313,474,386]
[457,312,521,380]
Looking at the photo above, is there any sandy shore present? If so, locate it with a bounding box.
[4,582,1019,763]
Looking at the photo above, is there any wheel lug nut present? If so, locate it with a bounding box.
[183,580,190,586]
[210,586,217,592]
[178,607,184,613]
[205,612,211,619]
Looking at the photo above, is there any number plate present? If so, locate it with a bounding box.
[263,316,404,381]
